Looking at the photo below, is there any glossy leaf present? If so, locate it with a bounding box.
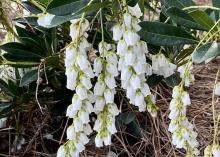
[213,0,220,20]
[19,69,38,87]
[189,10,215,30]
[138,21,198,46]
[0,79,15,97]
[165,74,181,87]
[118,112,136,125]
[162,0,195,9]
[166,7,206,30]
[47,0,89,16]
[192,42,220,63]
[127,0,139,7]
[0,42,42,62]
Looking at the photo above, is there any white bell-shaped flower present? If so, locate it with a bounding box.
[94,57,103,76]
[128,4,143,18]
[95,135,104,147]
[124,30,140,46]
[67,125,76,140]
[215,82,220,96]
[112,24,124,41]
[57,145,66,157]
[37,13,55,28]
[76,85,88,100]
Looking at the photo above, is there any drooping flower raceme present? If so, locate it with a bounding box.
[113,3,158,115]
[58,18,95,157]
[178,62,195,87]
[93,42,120,147]
[151,53,176,78]
[168,86,199,156]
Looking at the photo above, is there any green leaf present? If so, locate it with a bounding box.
[45,55,59,66]
[127,0,139,7]
[189,10,215,30]
[192,42,220,64]
[0,79,15,97]
[147,74,163,87]
[166,7,206,30]
[162,0,195,9]
[19,69,38,87]
[19,37,46,55]
[138,21,198,46]
[0,103,16,118]
[175,47,194,63]
[47,0,89,16]
[76,1,110,15]
[0,42,42,62]
[118,112,136,125]
[3,61,39,68]
[165,74,181,87]
[16,26,47,52]
[213,0,220,20]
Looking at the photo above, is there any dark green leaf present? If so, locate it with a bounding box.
[213,0,220,20]
[16,26,47,52]
[77,1,110,15]
[3,61,39,68]
[128,121,142,138]
[47,0,89,16]
[138,21,198,46]
[19,69,38,87]
[162,0,195,9]
[165,74,181,87]
[0,103,16,118]
[192,42,220,63]
[45,56,59,66]
[189,10,215,30]
[147,74,163,87]
[175,47,194,63]
[0,42,42,62]
[118,112,136,125]
[127,0,139,7]
[15,17,38,26]
[0,79,15,97]
[166,7,206,30]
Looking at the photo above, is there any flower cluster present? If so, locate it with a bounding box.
[151,53,176,78]
[93,42,120,147]
[204,144,220,157]
[178,62,195,87]
[168,86,199,156]
[112,4,155,113]
[57,18,95,157]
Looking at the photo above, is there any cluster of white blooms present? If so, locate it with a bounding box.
[112,4,156,113]
[151,53,176,78]
[178,62,195,87]
[168,86,199,156]
[204,144,220,157]
[37,13,55,28]
[57,18,95,157]
[93,42,120,147]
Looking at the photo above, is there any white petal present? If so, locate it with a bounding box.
[95,135,104,147]
[57,145,66,157]
[37,13,55,28]
[67,125,76,140]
